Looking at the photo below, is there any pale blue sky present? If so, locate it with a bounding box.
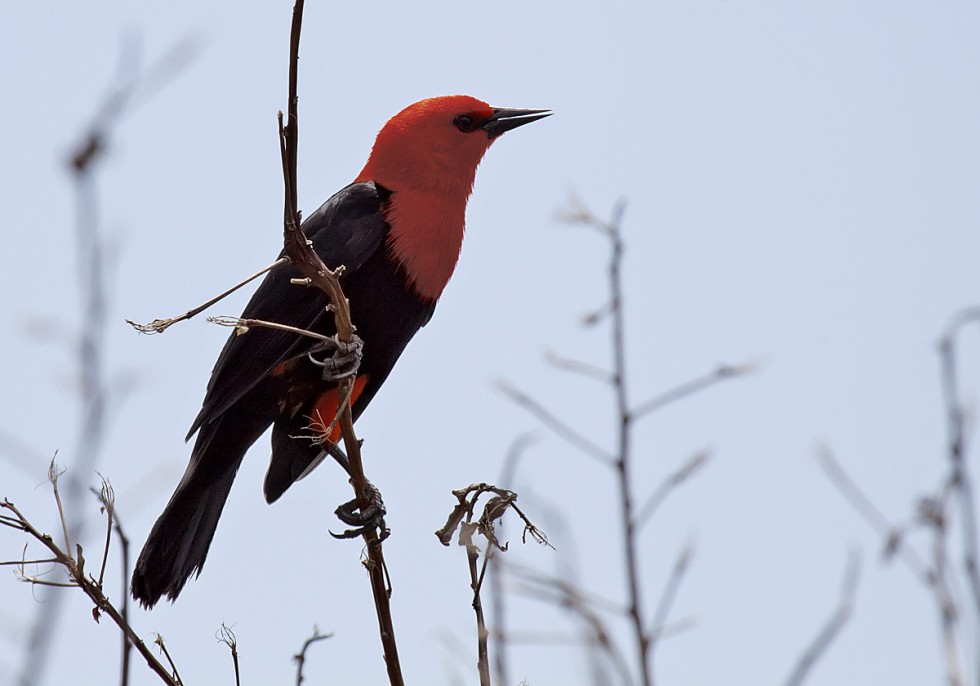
[2,1,980,684]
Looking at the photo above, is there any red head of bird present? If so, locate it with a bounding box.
[354,95,550,301]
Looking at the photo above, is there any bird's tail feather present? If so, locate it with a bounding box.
[132,412,264,608]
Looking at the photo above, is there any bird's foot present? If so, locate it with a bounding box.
[331,480,390,542]
[307,334,364,381]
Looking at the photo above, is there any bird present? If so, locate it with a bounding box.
[131,95,551,608]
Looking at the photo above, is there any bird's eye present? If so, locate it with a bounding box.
[453,114,477,132]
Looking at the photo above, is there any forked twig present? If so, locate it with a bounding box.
[438,483,549,685]
[1,493,179,686]
[217,624,241,686]
[294,625,332,686]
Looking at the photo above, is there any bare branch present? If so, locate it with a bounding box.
[506,566,635,686]
[498,381,613,465]
[1,497,179,685]
[207,315,332,342]
[127,257,288,334]
[648,541,694,676]
[153,635,183,686]
[783,551,861,686]
[48,457,72,559]
[816,446,931,581]
[939,309,980,624]
[631,362,759,421]
[546,349,613,383]
[92,477,114,589]
[274,3,402,682]
[217,624,241,686]
[293,626,332,686]
[635,450,712,530]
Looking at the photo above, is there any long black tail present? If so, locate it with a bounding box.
[131,409,267,608]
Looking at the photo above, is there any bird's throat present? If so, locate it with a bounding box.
[384,188,467,302]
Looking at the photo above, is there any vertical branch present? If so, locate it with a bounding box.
[280,0,302,235]
[116,514,132,686]
[275,4,402,684]
[19,71,112,686]
[935,513,964,686]
[940,313,980,617]
[294,626,332,686]
[489,434,535,686]
[603,201,652,686]
[467,539,492,686]
[939,309,980,684]
[16,37,193,686]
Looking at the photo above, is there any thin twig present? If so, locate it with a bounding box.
[939,310,980,625]
[631,362,758,420]
[0,558,60,567]
[634,450,712,530]
[498,381,613,465]
[466,537,492,686]
[816,447,932,582]
[208,315,333,342]
[1,498,179,686]
[647,541,694,675]
[153,635,183,686]
[507,563,627,616]
[506,567,635,686]
[127,258,289,334]
[88,483,134,685]
[217,624,241,686]
[93,478,114,589]
[294,626,332,686]
[114,504,132,686]
[546,349,613,383]
[48,458,73,565]
[490,434,537,686]
[783,551,861,686]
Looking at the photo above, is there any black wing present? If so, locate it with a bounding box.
[187,181,390,438]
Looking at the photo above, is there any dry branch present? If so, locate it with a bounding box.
[783,552,861,686]
[275,2,402,682]
[294,626,332,686]
[1,485,179,686]
[438,483,549,685]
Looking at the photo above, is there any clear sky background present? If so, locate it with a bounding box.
[2,1,980,685]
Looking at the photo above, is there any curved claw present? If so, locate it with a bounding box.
[329,519,391,542]
[330,481,389,541]
[307,334,364,381]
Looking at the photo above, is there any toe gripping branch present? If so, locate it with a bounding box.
[325,442,390,542]
[308,333,364,381]
[307,336,388,541]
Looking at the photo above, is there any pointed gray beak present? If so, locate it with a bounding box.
[481,107,553,139]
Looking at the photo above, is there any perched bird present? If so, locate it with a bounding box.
[132,95,550,608]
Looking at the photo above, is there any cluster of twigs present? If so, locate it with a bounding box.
[1,463,177,685]
[818,307,980,686]
[492,199,755,686]
[437,482,551,685]
[2,461,337,686]
[12,35,199,686]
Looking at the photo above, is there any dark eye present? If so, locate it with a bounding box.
[453,113,477,132]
